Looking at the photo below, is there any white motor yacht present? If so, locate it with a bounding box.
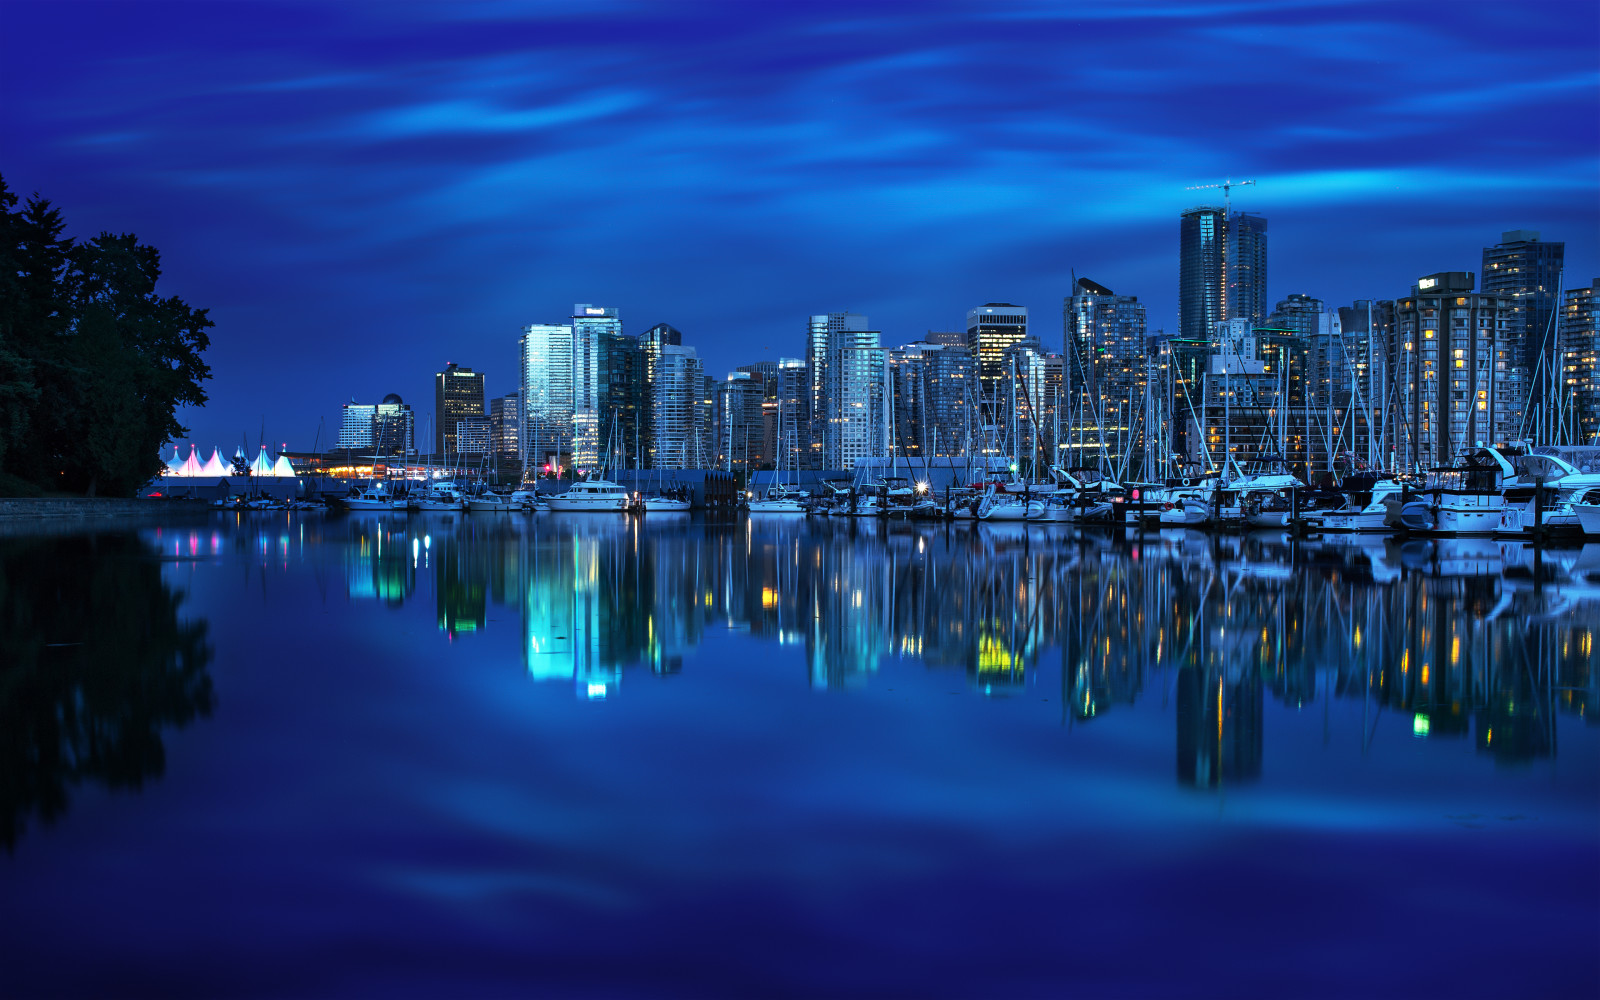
[546,479,631,512]
[641,494,692,512]
[411,481,466,511]
[345,483,402,510]
[1307,475,1404,533]
[748,486,807,514]
[1388,449,1512,536]
[466,491,516,512]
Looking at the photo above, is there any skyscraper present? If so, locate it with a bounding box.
[808,312,868,468]
[1063,278,1148,468]
[716,372,768,471]
[639,322,683,465]
[1227,213,1269,327]
[1180,208,1268,340]
[570,304,642,471]
[1481,230,1565,403]
[520,322,574,474]
[1391,272,1512,468]
[648,344,704,469]
[489,392,520,466]
[434,363,485,459]
[966,303,1028,397]
[888,341,975,459]
[1561,279,1598,446]
[823,320,886,471]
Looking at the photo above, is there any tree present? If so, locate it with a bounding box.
[0,174,212,495]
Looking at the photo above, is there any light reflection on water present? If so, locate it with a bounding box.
[2,513,1596,996]
[301,513,1599,776]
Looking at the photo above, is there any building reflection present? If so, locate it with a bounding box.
[322,511,1597,778]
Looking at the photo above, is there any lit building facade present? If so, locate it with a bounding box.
[489,392,520,465]
[570,304,643,471]
[519,323,574,474]
[1563,279,1599,446]
[650,344,705,469]
[1063,278,1148,470]
[1180,208,1268,340]
[825,323,886,471]
[888,341,975,459]
[1481,230,1565,392]
[966,303,1028,398]
[716,372,768,472]
[808,312,868,468]
[434,363,486,459]
[1391,272,1513,468]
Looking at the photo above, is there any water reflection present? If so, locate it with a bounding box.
[0,532,214,849]
[278,514,1596,781]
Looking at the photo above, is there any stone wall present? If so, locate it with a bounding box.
[0,498,210,520]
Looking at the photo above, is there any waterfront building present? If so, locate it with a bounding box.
[966,303,1028,398]
[337,402,376,451]
[455,416,492,459]
[923,330,967,348]
[434,363,485,460]
[373,394,415,456]
[338,395,414,456]
[489,392,520,466]
[824,322,887,471]
[888,341,975,459]
[1180,208,1269,341]
[649,344,705,469]
[1563,279,1599,445]
[1390,272,1514,469]
[807,313,868,469]
[571,304,643,472]
[1481,230,1565,400]
[1063,278,1148,472]
[639,323,683,467]
[520,322,575,475]
[773,358,811,471]
[716,372,768,471]
[1333,300,1396,468]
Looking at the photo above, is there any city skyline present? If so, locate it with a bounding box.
[3,1,1595,449]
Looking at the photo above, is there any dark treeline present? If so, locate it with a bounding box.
[0,174,212,496]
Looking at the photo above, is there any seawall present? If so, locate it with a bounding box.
[0,498,210,521]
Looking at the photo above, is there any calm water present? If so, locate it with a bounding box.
[2,513,1597,998]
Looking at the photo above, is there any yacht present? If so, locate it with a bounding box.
[1386,448,1511,536]
[411,481,466,511]
[641,494,692,513]
[345,483,403,511]
[546,479,631,512]
[748,485,808,514]
[1306,474,1404,533]
[466,490,517,512]
[1495,448,1600,537]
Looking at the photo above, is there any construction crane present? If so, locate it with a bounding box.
[1186,177,1256,215]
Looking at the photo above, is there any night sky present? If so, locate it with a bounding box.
[3,0,1596,452]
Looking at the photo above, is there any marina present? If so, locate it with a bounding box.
[0,510,1594,996]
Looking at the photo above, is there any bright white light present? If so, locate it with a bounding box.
[586,683,608,699]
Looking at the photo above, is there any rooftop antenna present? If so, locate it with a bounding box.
[1186,177,1256,216]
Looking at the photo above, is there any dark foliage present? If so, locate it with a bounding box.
[0,532,214,850]
[0,174,212,495]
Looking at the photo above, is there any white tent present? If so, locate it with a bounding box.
[179,445,204,477]
[250,446,276,477]
[271,454,296,477]
[165,446,184,474]
[200,448,231,478]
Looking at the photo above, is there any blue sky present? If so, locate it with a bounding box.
[3,0,1596,450]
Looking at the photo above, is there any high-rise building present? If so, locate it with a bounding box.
[824,322,886,471]
[807,313,868,468]
[1481,230,1565,393]
[716,372,768,471]
[489,392,520,465]
[648,344,704,469]
[923,331,967,348]
[966,303,1028,397]
[639,323,683,465]
[570,304,642,471]
[434,363,486,459]
[520,323,574,474]
[1063,278,1148,468]
[1180,208,1268,340]
[1228,213,1269,328]
[1336,300,1395,466]
[337,402,376,450]
[1266,293,1340,404]
[773,358,810,471]
[888,341,975,459]
[455,416,492,457]
[1391,272,1513,468]
[338,396,414,455]
[1562,279,1599,446]
[373,394,415,456]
